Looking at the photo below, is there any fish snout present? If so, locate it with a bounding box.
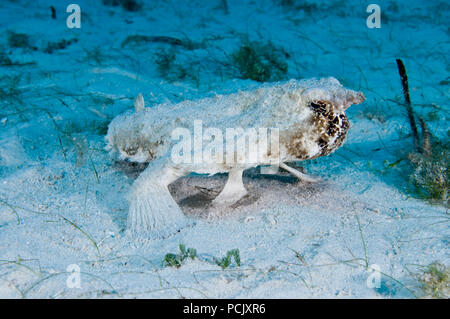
[341,90,365,110]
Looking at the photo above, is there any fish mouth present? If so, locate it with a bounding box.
[342,90,365,110]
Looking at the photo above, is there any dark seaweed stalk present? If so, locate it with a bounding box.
[50,6,56,19]
[221,0,229,14]
[396,60,448,203]
[419,118,431,157]
[396,58,420,152]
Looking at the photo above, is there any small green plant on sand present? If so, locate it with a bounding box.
[121,35,185,48]
[274,0,318,13]
[155,48,179,79]
[7,31,31,49]
[214,249,241,269]
[408,140,448,204]
[82,47,107,66]
[0,75,24,120]
[43,38,78,54]
[163,244,197,268]
[154,48,198,83]
[102,0,143,12]
[0,50,35,67]
[231,40,288,82]
[0,51,13,66]
[0,75,21,99]
[416,262,449,299]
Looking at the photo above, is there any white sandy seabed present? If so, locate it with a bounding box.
[0,0,448,298]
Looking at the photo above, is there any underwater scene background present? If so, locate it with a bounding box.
[0,0,448,298]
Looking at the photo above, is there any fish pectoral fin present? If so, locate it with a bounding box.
[134,93,145,112]
[127,158,190,237]
[212,169,247,206]
[279,162,320,183]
